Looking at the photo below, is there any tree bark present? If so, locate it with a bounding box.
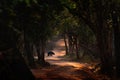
[24,31,35,68]
[63,34,69,55]
[74,36,80,59]
[95,0,113,76]
[40,39,45,63]
[68,34,74,54]
[1,46,35,80]
[36,39,47,66]
[112,9,120,77]
[35,41,41,62]
[96,28,113,76]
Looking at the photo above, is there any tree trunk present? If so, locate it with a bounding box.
[37,39,47,66]
[1,47,35,80]
[96,28,113,76]
[68,34,74,54]
[40,39,45,63]
[95,0,113,76]
[35,41,41,62]
[112,9,120,77]
[74,36,80,59]
[24,32,35,68]
[0,26,35,80]
[63,34,69,55]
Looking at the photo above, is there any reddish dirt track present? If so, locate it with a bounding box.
[31,54,94,80]
[31,38,107,80]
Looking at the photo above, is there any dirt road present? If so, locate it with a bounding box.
[31,38,99,80]
[32,52,94,80]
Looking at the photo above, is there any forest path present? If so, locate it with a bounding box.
[45,38,90,69]
[31,37,98,80]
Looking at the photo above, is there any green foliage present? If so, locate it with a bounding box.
[54,7,95,45]
[60,0,76,9]
[0,0,65,49]
[77,23,96,44]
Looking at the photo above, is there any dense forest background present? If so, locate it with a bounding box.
[0,0,120,80]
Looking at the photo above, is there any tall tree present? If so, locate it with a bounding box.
[111,0,120,77]
[61,0,115,76]
[0,0,35,78]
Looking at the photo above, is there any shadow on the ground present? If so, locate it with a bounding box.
[32,64,97,80]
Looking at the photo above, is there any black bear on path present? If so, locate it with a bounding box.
[47,51,55,56]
